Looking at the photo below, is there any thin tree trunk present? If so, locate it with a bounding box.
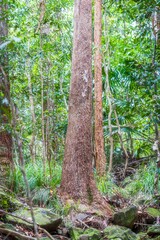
[60,77,68,111]
[94,0,106,176]
[114,110,129,176]
[152,7,160,193]
[40,54,46,176]
[152,7,160,145]
[39,9,46,176]
[26,42,36,164]
[11,104,40,240]
[45,68,53,179]
[0,44,39,240]
[103,14,113,173]
[0,1,12,184]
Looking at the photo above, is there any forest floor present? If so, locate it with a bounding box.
[0,161,160,240]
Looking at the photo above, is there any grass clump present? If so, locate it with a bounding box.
[8,160,62,211]
[124,161,158,197]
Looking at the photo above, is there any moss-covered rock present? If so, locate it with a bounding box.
[153,237,160,240]
[70,227,101,240]
[0,222,16,231]
[103,225,139,240]
[136,232,149,240]
[145,208,160,218]
[0,186,23,212]
[147,225,160,236]
[6,207,62,232]
[113,206,138,228]
[70,227,83,240]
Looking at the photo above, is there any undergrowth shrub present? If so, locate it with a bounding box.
[96,173,122,197]
[8,159,159,210]
[8,161,62,209]
[123,161,158,197]
[96,160,159,200]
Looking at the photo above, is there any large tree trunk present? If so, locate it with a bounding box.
[0,0,12,183]
[59,0,112,215]
[94,0,106,176]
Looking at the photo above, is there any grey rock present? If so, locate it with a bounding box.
[113,206,138,228]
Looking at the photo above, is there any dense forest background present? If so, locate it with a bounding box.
[0,0,160,239]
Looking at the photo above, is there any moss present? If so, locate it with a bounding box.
[145,208,160,218]
[6,207,62,232]
[70,227,101,240]
[147,226,160,236]
[154,237,160,240]
[113,206,137,228]
[137,232,149,240]
[70,227,84,240]
[104,225,139,240]
[84,228,101,239]
[87,187,93,204]
[0,187,22,213]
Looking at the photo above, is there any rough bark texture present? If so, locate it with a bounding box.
[0,1,12,183]
[59,0,112,215]
[60,0,94,201]
[94,0,106,176]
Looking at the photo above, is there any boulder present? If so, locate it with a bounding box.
[103,225,139,240]
[70,227,101,240]
[6,207,62,232]
[113,206,138,228]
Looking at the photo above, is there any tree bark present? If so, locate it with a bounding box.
[94,0,106,176]
[0,0,12,183]
[59,0,112,215]
[103,14,114,173]
[26,44,36,164]
[152,7,160,193]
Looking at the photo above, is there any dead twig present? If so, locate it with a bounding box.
[38,227,55,240]
[76,219,90,229]
[0,226,36,240]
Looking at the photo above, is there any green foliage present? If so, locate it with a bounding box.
[6,0,73,166]
[96,161,159,201]
[123,161,159,196]
[3,0,160,209]
[9,161,62,208]
[102,0,159,161]
[96,174,121,197]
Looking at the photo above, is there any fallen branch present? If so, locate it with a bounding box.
[134,222,153,226]
[53,235,70,240]
[76,219,90,229]
[0,227,36,240]
[38,227,55,240]
[128,156,156,166]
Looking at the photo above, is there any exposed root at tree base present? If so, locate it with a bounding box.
[58,192,113,218]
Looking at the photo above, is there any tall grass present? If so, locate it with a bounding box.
[123,161,158,197]
[96,173,122,197]
[96,161,159,201]
[8,160,62,209]
[9,159,159,209]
